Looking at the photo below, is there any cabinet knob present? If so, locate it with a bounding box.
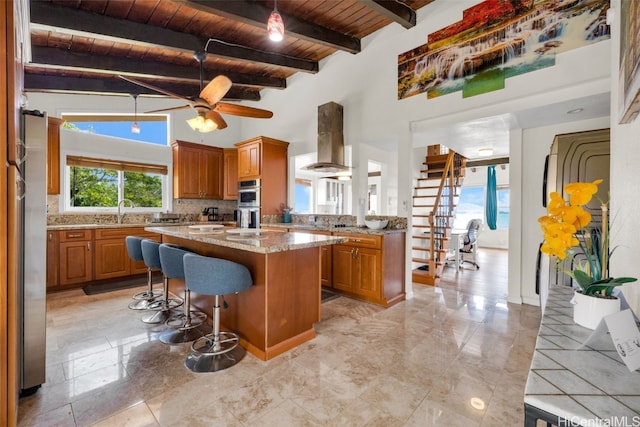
[87,242,91,251]
[68,233,83,238]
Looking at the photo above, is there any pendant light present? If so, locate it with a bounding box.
[131,94,140,134]
[267,0,284,42]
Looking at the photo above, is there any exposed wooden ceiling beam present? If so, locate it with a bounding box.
[357,0,416,29]
[24,74,261,101]
[29,1,318,74]
[466,157,510,167]
[179,0,361,54]
[28,46,287,90]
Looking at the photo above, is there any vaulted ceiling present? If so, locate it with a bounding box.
[26,0,435,103]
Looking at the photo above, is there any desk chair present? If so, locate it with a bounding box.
[459,218,482,269]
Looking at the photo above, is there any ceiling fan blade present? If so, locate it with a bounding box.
[200,75,232,106]
[206,110,228,130]
[145,105,192,114]
[118,75,194,104]
[214,102,274,119]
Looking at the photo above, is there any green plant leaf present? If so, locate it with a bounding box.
[571,270,594,289]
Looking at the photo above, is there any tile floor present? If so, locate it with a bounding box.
[18,249,541,426]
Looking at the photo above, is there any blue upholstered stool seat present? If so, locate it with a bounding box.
[157,244,208,344]
[125,236,162,310]
[182,253,252,372]
[139,240,183,324]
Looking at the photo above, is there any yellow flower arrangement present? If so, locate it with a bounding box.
[538,179,636,296]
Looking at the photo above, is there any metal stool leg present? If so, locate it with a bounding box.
[185,295,245,372]
[128,268,162,310]
[141,275,183,324]
[159,289,207,344]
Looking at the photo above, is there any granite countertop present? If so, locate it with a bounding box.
[47,221,236,230]
[145,225,347,254]
[524,285,640,422]
[264,223,406,235]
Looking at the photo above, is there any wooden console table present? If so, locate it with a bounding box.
[524,286,640,426]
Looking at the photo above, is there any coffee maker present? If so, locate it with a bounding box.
[202,207,219,221]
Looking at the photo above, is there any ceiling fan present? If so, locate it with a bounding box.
[119,51,273,132]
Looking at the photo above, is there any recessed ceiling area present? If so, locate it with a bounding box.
[411,92,610,160]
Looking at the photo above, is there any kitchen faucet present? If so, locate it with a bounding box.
[117,199,135,224]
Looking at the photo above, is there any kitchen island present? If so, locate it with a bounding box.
[145,225,346,360]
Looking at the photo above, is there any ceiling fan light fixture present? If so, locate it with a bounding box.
[267,1,284,42]
[131,122,140,134]
[187,114,217,133]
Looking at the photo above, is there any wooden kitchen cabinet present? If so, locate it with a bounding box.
[47,226,160,290]
[291,228,332,287]
[172,140,223,199]
[58,229,93,286]
[47,116,64,195]
[223,148,238,200]
[94,227,159,279]
[235,136,289,215]
[46,230,59,289]
[331,232,405,307]
[237,140,261,179]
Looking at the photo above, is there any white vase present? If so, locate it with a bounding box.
[571,290,621,330]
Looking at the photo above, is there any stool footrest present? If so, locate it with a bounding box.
[190,332,239,356]
[147,297,183,312]
[165,311,207,330]
[131,289,163,301]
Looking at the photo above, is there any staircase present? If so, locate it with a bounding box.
[411,146,467,286]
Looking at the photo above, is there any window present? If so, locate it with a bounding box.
[497,186,510,228]
[453,184,510,230]
[62,114,168,145]
[66,156,167,211]
[454,186,485,230]
[294,178,312,214]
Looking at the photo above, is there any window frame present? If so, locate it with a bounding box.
[496,185,510,229]
[64,159,169,213]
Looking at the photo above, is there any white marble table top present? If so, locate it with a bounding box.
[525,286,640,422]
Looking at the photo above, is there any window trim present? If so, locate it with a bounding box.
[67,155,168,175]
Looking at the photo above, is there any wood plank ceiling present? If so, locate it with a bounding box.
[26,0,434,103]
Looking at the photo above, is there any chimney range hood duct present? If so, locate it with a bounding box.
[303,102,350,173]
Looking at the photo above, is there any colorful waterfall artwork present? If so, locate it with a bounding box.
[398,0,611,100]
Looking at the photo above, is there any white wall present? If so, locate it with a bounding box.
[26,0,615,305]
[610,0,640,316]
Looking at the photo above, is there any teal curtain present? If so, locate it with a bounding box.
[486,165,497,230]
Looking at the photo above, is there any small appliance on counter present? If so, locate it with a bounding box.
[203,207,219,221]
[151,212,181,223]
[237,208,260,229]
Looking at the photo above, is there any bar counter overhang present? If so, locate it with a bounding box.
[145,226,346,361]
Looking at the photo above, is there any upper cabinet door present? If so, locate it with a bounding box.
[172,140,223,199]
[223,148,238,200]
[237,141,261,180]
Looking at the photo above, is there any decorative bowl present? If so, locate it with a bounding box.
[364,219,388,230]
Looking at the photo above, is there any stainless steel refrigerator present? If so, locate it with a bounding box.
[9,110,48,396]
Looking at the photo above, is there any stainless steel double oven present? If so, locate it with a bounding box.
[237,179,260,228]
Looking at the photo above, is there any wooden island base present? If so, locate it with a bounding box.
[161,235,322,361]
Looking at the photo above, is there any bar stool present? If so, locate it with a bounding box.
[157,244,208,344]
[183,253,252,372]
[140,239,183,324]
[126,236,162,310]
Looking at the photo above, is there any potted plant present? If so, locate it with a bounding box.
[280,204,292,223]
[538,179,637,329]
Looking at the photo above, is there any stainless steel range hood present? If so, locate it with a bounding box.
[303,102,350,173]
